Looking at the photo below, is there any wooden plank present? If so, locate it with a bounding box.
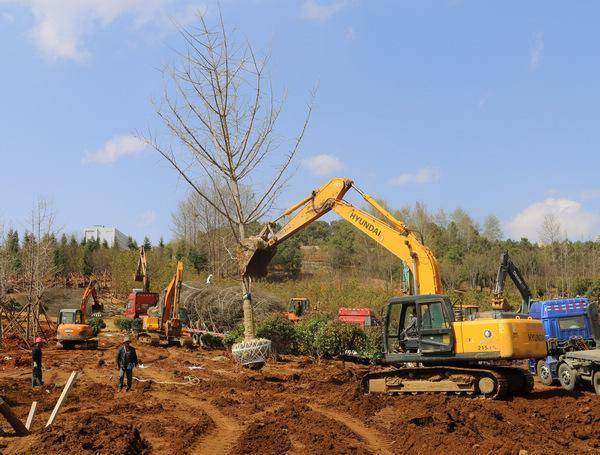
[25,401,37,430]
[45,371,78,428]
[0,397,29,436]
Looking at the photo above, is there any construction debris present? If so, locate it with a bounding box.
[0,397,29,436]
[25,402,37,431]
[45,371,78,428]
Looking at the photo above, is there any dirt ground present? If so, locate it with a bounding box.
[0,331,598,455]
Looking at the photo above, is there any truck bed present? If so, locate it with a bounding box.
[565,349,600,362]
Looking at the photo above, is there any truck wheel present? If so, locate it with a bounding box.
[192,333,201,346]
[593,370,600,395]
[558,363,578,391]
[537,360,554,386]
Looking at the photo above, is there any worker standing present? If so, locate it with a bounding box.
[115,336,138,392]
[31,337,43,387]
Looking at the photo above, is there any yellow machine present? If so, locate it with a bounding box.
[240,177,547,398]
[138,261,192,347]
[285,297,311,323]
[56,280,104,349]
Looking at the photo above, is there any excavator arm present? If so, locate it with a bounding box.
[135,246,150,292]
[492,252,532,313]
[240,177,443,295]
[162,261,184,327]
[81,279,102,322]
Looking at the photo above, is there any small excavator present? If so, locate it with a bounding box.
[240,177,548,398]
[285,297,311,323]
[125,246,160,318]
[56,280,104,349]
[138,261,193,347]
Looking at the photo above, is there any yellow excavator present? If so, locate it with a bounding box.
[240,177,547,398]
[138,261,192,347]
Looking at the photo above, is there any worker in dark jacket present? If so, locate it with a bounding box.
[115,336,138,391]
[31,337,43,387]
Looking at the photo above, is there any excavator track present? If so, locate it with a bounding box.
[361,365,532,399]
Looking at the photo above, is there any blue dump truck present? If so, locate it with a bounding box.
[492,252,600,394]
[528,297,600,393]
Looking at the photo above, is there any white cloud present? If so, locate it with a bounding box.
[389,167,440,186]
[302,154,344,177]
[1,0,198,62]
[138,210,157,227]
[83,134,146,164]
[301,0,352,21]
[508,198,598,241]
[530,31,544,71]
[344,25,355,40]
[1,11,14,23]
[580,188,600,201]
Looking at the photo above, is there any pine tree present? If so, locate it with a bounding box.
[127,236,138,250]
[143,236,152,250]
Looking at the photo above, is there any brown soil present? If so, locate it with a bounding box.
[0,332,598,454]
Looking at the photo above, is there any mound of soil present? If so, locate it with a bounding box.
[31,413,150,455]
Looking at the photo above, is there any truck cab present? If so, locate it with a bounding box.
[528,298,600,384]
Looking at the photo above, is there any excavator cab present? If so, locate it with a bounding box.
[58,309,84,325]
[288,298,310,317]
[384,295,455,362]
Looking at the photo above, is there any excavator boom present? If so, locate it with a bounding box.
[81,279,102,322]
[492,252,532,313]
[162,261,184,327]
[135,246,151,292]
[240,177,442,294]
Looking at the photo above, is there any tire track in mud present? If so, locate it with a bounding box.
[191,400,242,455]
[308,403,394,455]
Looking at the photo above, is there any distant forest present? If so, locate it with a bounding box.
[1,200,600,305]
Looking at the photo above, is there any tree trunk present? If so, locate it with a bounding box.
[242,280,255,340]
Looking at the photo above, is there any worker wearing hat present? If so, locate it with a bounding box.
[115,335,138,391]
[31,337,44,387]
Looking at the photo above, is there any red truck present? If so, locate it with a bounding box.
[124,290,159,319]
[337,307,379,329]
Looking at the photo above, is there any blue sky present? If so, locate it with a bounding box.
[0,0,599,243]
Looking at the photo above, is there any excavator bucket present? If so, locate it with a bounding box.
[238,236,277,278]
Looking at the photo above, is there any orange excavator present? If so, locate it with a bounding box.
[138,261,192,347]
[56,280,104,349]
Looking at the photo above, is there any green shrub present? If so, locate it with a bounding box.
[586,280,600,302]
[256,315,297,354]
[574,278,593,296]
[87,316,106,336]
[314,320,366,359]
[223,324,245,347]
[200,332,224,348]
[295,313,332,356]
[358,326,383,363]
[115,317,143,332]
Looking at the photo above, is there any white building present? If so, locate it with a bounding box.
[83,226,129,249]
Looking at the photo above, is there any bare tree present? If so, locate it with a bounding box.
[482,214,502,241]
[145,13,313,354]
[19,200,57,343]
[539,213,562,245]
[0,225,10,348]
